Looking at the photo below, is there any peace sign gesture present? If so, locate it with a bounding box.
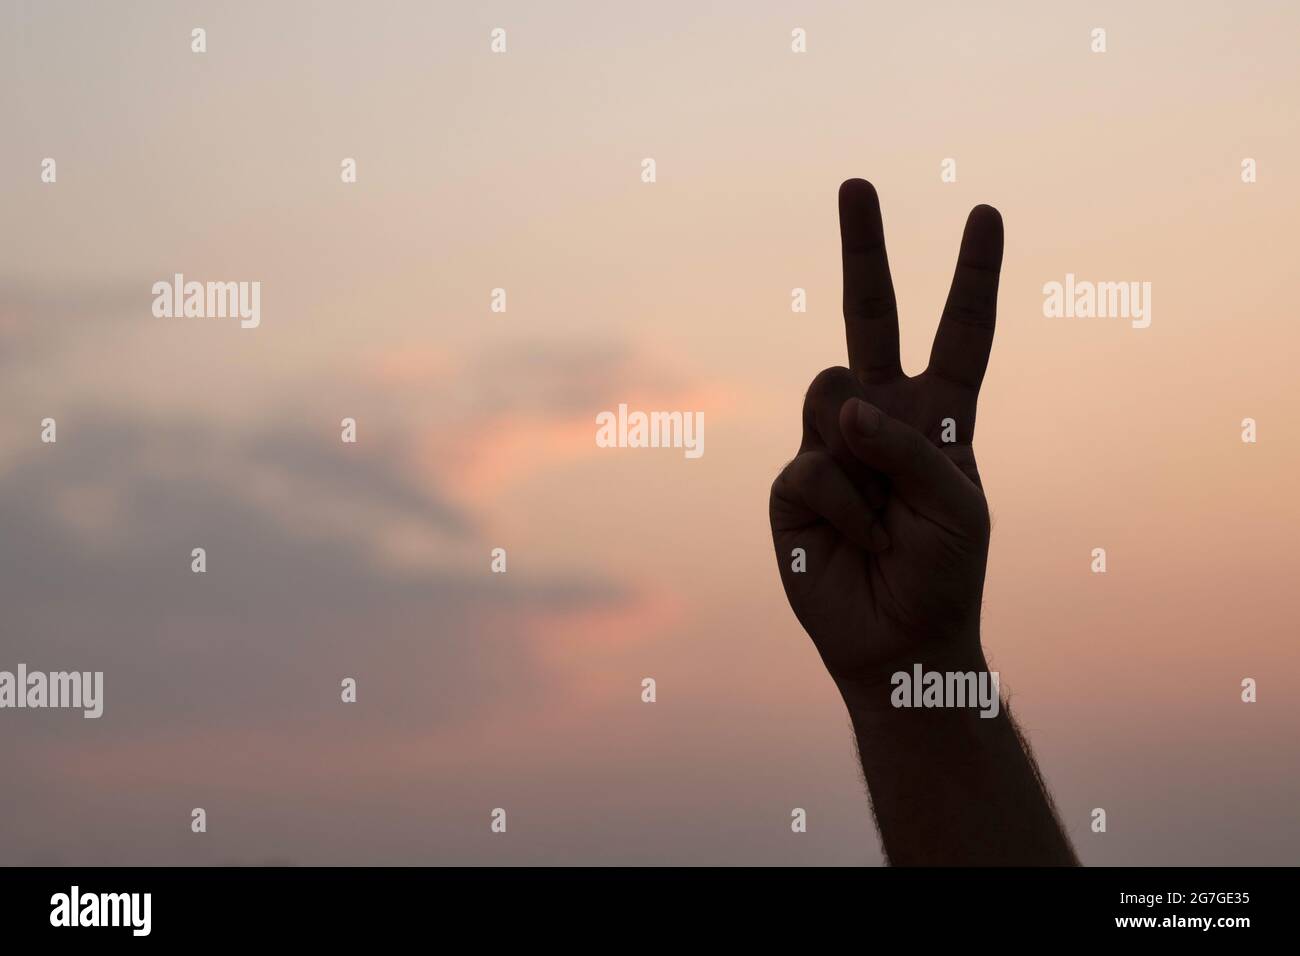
[770,179,1004,686]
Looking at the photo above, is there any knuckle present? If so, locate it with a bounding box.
[769,467,793,506]
[773,450,831,499]
[804,366,854,407]
[771,454,810,500]
[802,367,859,438]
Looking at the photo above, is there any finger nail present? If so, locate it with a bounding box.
[855,401,881,436]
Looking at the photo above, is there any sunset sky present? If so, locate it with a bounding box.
[1,0,1297,865]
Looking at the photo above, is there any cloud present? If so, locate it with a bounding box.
[0,278,143,370]
[0,413,630,747]
[0,272,700,862]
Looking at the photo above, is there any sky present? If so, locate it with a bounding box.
[1,0,1297,865]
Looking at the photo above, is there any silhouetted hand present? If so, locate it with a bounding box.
[769,180,1077,866]
[770,179,1003,687]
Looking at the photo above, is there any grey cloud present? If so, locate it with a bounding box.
[0,413,628,742]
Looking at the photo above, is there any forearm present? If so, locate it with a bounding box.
[837,647,1078,867]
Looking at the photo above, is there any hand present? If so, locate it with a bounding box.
[770,179,1003,689]
[769,190,1077,866]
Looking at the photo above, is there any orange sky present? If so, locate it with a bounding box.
[1,0,1297,865]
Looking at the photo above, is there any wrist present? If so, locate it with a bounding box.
[833,641,994,722]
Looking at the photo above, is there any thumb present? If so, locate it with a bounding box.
[838,398,974,520]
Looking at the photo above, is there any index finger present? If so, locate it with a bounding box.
[839,179,901,381]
